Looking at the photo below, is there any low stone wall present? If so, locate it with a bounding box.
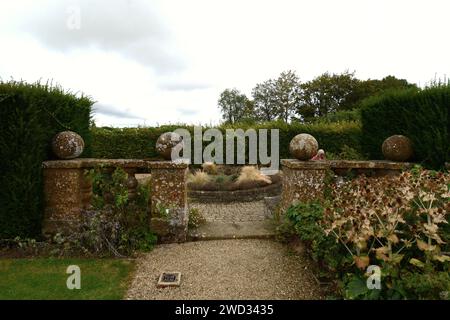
[188,182,282,203]
[42,159,189,243]
[279,159,414,214]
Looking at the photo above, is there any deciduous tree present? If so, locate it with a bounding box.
[218,88,252,124]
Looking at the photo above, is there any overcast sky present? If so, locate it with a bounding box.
[1,0,449,127]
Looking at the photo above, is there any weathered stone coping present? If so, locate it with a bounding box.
[42,158,189,170]
[188,182,282,203]
[281,159,329,169]
[281,159,414,170]
[279,159,416,214]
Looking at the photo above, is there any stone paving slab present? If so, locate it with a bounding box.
[189,200,270,223]
[189,220,275,241]
[188,200,276,240]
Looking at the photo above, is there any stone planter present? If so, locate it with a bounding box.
[188,181,282,203]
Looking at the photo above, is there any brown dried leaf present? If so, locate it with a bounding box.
[354,255,370,270]
[387,234,399,244]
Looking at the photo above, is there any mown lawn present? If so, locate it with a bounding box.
[0,258,135,300]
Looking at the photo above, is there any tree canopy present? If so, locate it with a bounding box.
[218,88,253,124]
[218,71,418,124]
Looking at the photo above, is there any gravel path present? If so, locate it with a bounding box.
[189,200,270,222]
[126,239,323,300]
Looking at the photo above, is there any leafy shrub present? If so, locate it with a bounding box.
[188,208,206,229]
[312,109,362,124]
[327,145,367,160]
[90,125,180,159]
[0,80,93,239]
[214,174,228,184]
[361,86,450,168]
[280,202,351,278]
[78,166,157,256]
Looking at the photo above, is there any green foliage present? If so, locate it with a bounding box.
[0,258,134,299]
[214,174,227,184]
[188,207,206,229]
[251,79,278,122]
[218,88,254,124]
[284,202,324,242]
[326,145,367,161]
[90,125,180,159]
[273,70,302,122]
[397,271,450,300]
[348,75,418,109]
[153,203,171,219]
[344,275,376,300]
[225,71,416,123]
[361,86,450,168]
[280,202,351,278]
[299,71,360,119]
[91,120,363,162]
[311,109,361,124]
[0,80,93,239]
[251,70,301,122]
[81,167,157,256]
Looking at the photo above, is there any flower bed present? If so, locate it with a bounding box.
[188,180,282,203]
[187,164,282,202]
[279,166,450,299]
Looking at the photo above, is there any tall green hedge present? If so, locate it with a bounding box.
[361,86,450,168]
[91,121,364,161]
[0,81,93,238]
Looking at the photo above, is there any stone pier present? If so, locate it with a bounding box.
[42,159,188,243]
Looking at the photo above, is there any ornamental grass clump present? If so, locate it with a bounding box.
[236,166,272,185]
[187,170,211,186]
[202,162,218,175]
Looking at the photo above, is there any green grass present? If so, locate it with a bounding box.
[0,258,135,300]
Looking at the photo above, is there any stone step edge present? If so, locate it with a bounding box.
[187,233,275,242]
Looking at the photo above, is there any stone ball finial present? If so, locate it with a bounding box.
[289,133,319,160]
[51,131,85,159]
[156,132,184,160]
[382,135,413,162]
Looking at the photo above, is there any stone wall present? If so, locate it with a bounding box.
[279,159,414,214]
[42,159,188,243]
[188,182,282,203]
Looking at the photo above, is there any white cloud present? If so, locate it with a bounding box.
[17,0,186,74]
[1,0,449,126]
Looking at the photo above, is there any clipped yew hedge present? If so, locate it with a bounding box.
[0,81,93,238]
[361,86,450,169]
[91,121,364,161]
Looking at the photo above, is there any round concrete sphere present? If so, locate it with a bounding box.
[289,133,319,160]
[382,135,413,162]
[155,132,184,160]
[51,131,85,159]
